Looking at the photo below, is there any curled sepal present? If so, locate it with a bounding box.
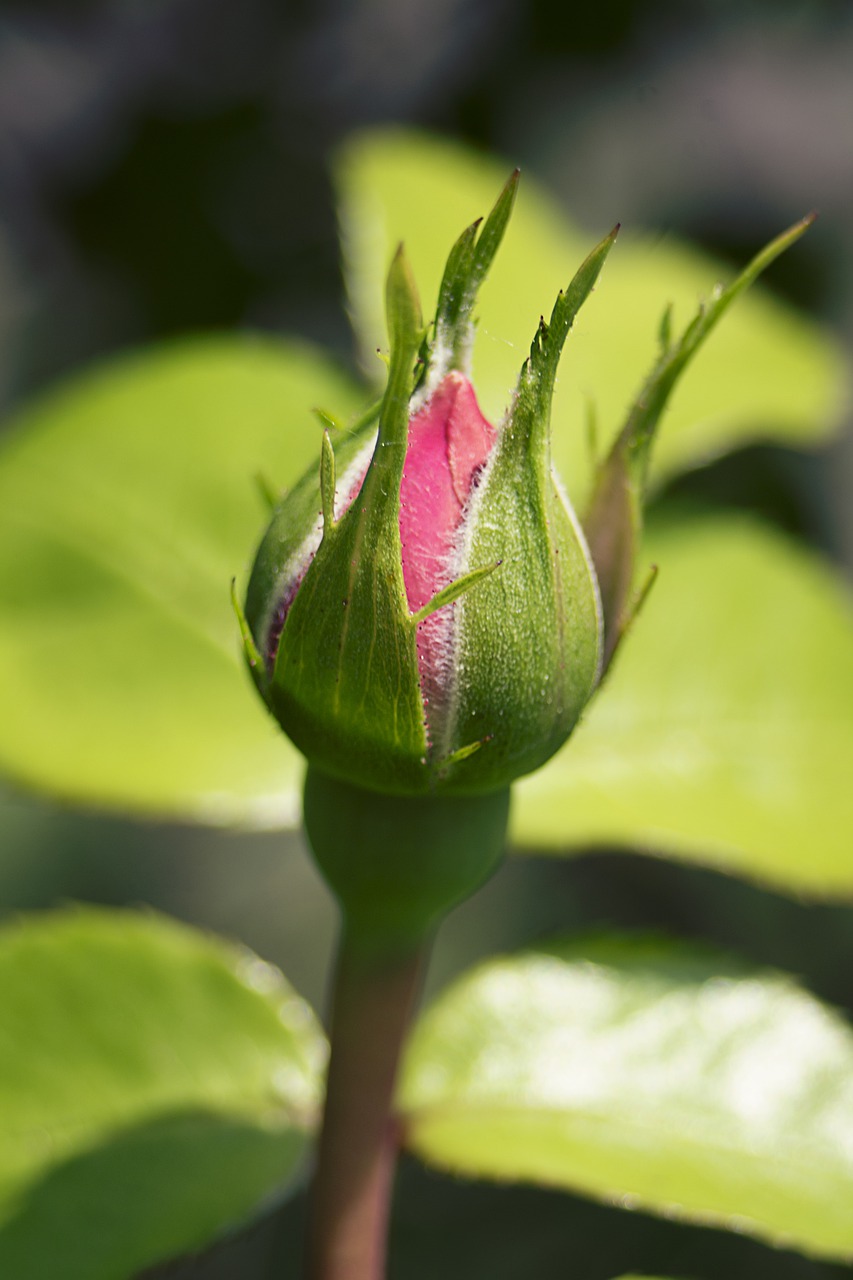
[585,214,817,668]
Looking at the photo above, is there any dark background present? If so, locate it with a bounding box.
[0,1,851,1277]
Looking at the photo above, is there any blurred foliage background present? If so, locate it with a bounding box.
[0,1,851,1276]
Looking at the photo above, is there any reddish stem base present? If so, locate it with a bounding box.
[306,930,427,1280]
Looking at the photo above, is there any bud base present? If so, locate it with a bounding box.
[303,767,509,953]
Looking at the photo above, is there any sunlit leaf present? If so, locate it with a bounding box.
[335,128,848,506]
[0,907,326,1280]
[513,514,853,898]
[0,337,363,823]
[400,935,853,1260]
[0,157,849,868]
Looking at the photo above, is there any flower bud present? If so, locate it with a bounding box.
[236,181,617,797]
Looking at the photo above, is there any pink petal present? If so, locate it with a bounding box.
[399,372,496,729]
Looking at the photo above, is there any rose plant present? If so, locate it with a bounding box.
[0,130,850,1280]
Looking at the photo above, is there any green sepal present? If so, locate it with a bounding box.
[319,430,336,533]
[585,214,816,666]
[431,231,618,791]
[231,580,268,699]
[430,220,479,363]
[421,169,520,384]
[244,422,371,668]
[519,224,620,446]
[315,396,384,439]
[439,737,486,770]
[410,559,503,626]
[265,249,433,792]
[313,406,344,432]
[244,400,384,674]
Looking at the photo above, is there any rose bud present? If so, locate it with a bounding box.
[235,177,617,797]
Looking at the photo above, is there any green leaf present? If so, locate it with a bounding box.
[399,935,853,1260]
[0,907,326,1280]
[512,514,853,898]
[334,128,848,505]
[0,336,365,824]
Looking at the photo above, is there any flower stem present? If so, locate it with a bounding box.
[301,768,510,1279]
[306,926,427,1280]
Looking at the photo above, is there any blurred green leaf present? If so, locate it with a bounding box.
[335,128,848,506]
[0,907,326,1280]
[400,936,853,1260]
[513,514,853,898]
[0,337,365,824]
[0,159,849,881]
